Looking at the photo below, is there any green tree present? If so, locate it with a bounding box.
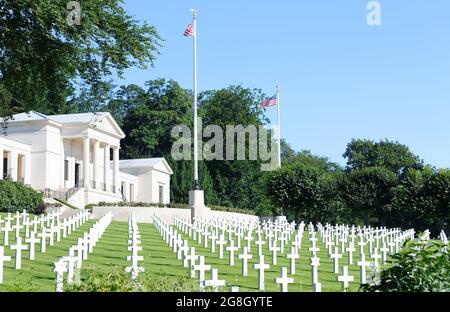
[361,240,450,292]
[343,139,423,176]
[284,148,342,173]
[419,169,450,234]
[120,79,191,159]
[337,167,397,225]
[0,0,161,114]
[168,159,217,205]
[390,168,432,229]
[199,85,268,211]
[266,164,325,223]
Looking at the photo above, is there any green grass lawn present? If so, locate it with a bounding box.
[0,212,384,292]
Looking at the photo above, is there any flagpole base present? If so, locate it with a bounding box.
[189,190,209,223]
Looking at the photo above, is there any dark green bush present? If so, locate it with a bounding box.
[361,239,450,292]
[209,205,256,216]
[65,266,200,292]
[0,179,44,214]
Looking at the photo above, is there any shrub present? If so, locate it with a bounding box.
[361,239,450,292]
[93,201,256,215]
[65,266,200,292]
[209,205,256,216]
[0,179,44,214]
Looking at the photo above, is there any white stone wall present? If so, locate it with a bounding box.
[91,206,258,224]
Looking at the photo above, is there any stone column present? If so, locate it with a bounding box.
[93,140,100,189]
[103,144,110,191]
[10,150,18,181]
[0,145,3,180]
[82,137,90,188]
[24,154,31,185]
[113,147,120,194]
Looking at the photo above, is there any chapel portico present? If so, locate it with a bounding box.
[0,111,170,208]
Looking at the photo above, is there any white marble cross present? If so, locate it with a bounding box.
[226,239,239,266]
[370,249,381,271]
[287,246,300,275]
[255,238,265,256]
[194,256,211,282]
[270,240,280,265]
[203,268,225,292]
[238,247,252,276]
[275,267,294,292]
[186,247,197,277]
[25,231,40,260]
[2,221,11,246]
[337,266,354,290]
[73,239,84,269]
[346,241,356,265]
[53,258,68,292]
[126,249,145,280]
[10,236,28,269]
[216,234,227,259]
[38,227,51,253]
[62,252,78,285]
[253,254,270,290]
[331,246,343,274]
[357,254,371,284]
[310,256,320,285]
[209,232,218,253]
[308,243,320,256]
[0,246,12,284]
[380,241,389,265]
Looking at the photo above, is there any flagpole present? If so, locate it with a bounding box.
[276,85,281,168]
[192,9,200,190]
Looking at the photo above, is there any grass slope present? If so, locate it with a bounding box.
[0,212,382,292]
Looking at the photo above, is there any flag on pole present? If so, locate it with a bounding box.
[260,94,278,108]
[184,22,194,37]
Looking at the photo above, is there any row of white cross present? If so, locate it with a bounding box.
[126,212,144,280]
[167,214,420,292]
[153,214,227,291]
[0,209,90,284]
[53,211,112,292]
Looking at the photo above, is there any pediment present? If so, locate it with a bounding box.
[91,113,125,138]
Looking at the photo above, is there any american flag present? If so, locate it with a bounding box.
[260,94,278,108]
[184,22,194,37]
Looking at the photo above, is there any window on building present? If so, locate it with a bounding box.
[64,160,69,181]
[159,185,164,204]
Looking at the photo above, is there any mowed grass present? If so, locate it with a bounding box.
[0,212,384,292]
[149,225,380,292]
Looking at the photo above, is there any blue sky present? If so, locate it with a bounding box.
[120,0,450,168]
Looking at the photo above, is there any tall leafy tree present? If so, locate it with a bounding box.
[0,0,161,115]
[120,79,191,159]
[337,166,397,225]
[199,86,268,210]
[266,163,325,223]
[168,159,217,205]
[343,139,423,176]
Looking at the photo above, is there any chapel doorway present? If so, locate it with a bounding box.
[74,163,80,187]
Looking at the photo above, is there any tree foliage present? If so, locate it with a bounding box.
[361,239,450,292]
[0,0,161,114]
[343,139,423,176]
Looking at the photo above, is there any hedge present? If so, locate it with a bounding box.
[94,201,256,215]
[0,179,45,214]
